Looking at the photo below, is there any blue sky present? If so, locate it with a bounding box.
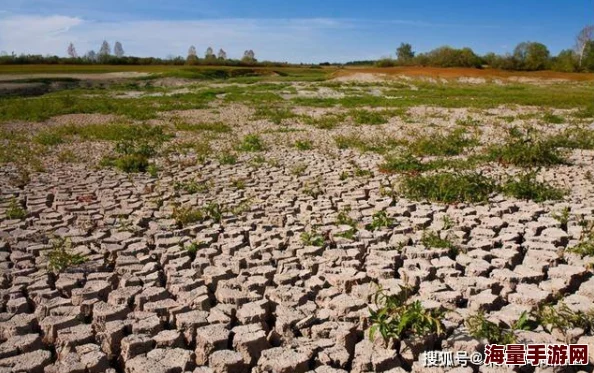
[0,0,591,62]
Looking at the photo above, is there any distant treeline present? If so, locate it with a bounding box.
[0,54,305,68]
[369,27,594,73]
[368,41,594,72]
[2,25,593,72]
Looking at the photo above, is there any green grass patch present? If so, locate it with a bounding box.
[218,151,238,165]
[350,109,388,125]
[0,89,220,122]
[252,106,297,125]
[293,82,594,111]
[237,134,265,152]
[487,127,567,167]
[400,172,496,203]
[34,131,64,146]
[408,128,478,156]
[173,121,231,133]
[501,172,565,202]
[302,113,346,129]
[294,139,313,150]
[542,112,564,124]
[549,126,594,150]
[334,134,405,153]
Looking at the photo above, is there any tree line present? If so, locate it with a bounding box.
[375,25,594,72]
[1,25,593,72]
[0,41,276,67]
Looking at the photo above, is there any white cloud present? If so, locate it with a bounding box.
[0,15,83,54]
[0,14,358,62]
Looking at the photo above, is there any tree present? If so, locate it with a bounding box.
[576,25,594,68]
[552,49,578,72]
[187,45,198,64]
[114,41,124,58]
[242,50,256,63]
[85,50,97,61]
[205,47,215,59]
[99,40,111,56]
[188,45,197,57]
[582,40,594,71]
[67,43,78,58]
[513,42,550,70]
[218,49,227,60]
[396,43,414,63]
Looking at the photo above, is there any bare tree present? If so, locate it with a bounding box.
[576,25,594,67]
[99,40,111,56]
[67,42,78,58]
[205,47,215,59]
[114,41,125,58]
[217,49,227,60]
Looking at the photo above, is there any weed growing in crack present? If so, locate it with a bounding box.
[369,287,444,342]
[421,230,459,258]
[47,237,87,274]
[5,198,26,220]
[366,211,393,231]
[301,228,326,247]
[466,311,533,344]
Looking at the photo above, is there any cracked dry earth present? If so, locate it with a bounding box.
[1,79,594,373]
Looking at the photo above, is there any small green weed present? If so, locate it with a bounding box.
[551,207,571,229]
[466,311,533,345]
[421,230,459,258]
[5,198,26,220]
[175,180,210,194]
[567,220,594,257]
[369,288,444,342]
[366,211,393,231]
[294,140,313,150]
[238,134,265,152]
[301,229,325,247]
[172,205,205,227]
[218,151,238,165]
[47,237,87,273]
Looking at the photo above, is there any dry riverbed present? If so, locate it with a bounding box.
[0,72,594,372]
